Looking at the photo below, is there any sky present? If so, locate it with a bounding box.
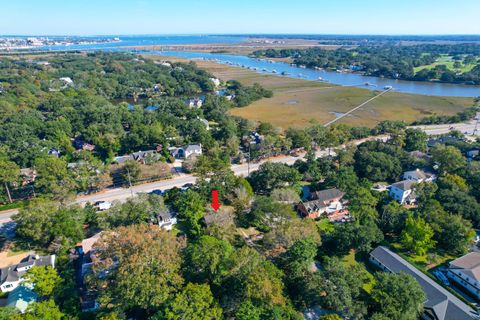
[1,0,480,36]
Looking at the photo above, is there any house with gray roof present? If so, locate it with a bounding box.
[0,254,56,293]
[370,246,477,320]
[448,252,480,300]
[297,188,349,221]
[403,168,436,183]
[170,144,202,160]
[389,180,417,205]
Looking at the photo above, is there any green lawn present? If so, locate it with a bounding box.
[414,54,477,74]
[342,249,376,293]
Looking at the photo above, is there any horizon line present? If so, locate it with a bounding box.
[2,33,480,37]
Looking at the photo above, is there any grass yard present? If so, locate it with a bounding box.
[414,54,477,73]
[342,249,376,293]
[145,55,474,129]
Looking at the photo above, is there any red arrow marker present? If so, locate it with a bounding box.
[210,190,221,211]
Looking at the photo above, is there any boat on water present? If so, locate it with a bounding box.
[281,71,289,76]
[272,69,277,73]
[384,85,393,90]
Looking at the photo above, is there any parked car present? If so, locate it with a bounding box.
[433,270,450,286]
[149,189,164,196]
[94,201,112,211]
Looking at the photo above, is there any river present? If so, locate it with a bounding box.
[19,35,480,97]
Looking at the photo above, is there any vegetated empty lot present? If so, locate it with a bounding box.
[148,55,474,128]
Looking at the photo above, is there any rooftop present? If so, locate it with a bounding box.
[391,180,416,191]
[370,246,476,320]
[310,188,345,203]
[449,252,480,282]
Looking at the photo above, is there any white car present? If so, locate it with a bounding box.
[94,201,112,211]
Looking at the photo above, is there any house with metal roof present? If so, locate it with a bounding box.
[370,246,477,320]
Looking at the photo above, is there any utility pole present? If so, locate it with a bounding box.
[126,167,134,197]
[247,141,251,176]
[4,182,12,203]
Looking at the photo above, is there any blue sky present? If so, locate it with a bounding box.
[2,0,479,35]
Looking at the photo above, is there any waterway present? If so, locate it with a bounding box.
[15,35,480,97]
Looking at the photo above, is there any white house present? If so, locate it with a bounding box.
[447,252,480,300]
[0,254,56,293]
[170,144,202,160]
[389,180,416,205]
[403,169,436,183]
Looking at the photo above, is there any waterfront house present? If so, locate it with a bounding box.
[389,180,416,205]
[297,188,350,221]
[370,246,476,320]
[0,254,56,293]
[447,252,480,300]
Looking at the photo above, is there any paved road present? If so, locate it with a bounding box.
[410,120,479,137]
[2,116,478,226]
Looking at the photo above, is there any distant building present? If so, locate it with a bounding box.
[59,77,73,85]
[186,98,204,108]
[403,169,436,183]
[297,188,350,221]
[447,252,480,300]
[210,78,221,87]
[389,180,416,205]
[73,136,95,151]
[408,151,430,161]
[48,148,61,157]
[370,246,476,320]
[0,254,56,293]
[170,144,202,160]
[113,148,160,164]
